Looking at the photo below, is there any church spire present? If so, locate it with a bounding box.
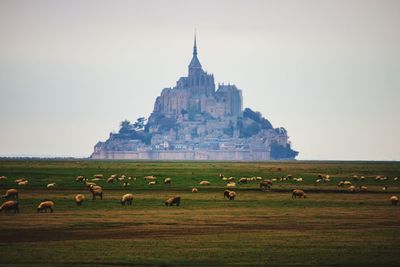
[193,32,197,56]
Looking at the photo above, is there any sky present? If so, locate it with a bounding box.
[0,0,399,160]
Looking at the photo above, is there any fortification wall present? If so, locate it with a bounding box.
[90,149,269,161]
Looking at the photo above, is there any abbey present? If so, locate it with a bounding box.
[91,36,298,160]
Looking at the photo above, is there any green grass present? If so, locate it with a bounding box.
[0,160,399,266]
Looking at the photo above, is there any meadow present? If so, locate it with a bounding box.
[0,160,399,266]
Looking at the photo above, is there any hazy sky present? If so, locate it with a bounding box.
[0,0,399,160]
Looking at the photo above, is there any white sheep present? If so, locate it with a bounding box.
[74,194,85,206]
[18,180,28,186]
[121,193,134,205]
[0,176,7,181]
[192,188,198,193]
[164,178,172,184]
[199,181,210,186]
[148,181,157,185]
[37,200,54,213]
[46,183,56,189]
[226,182,236,187]
[390,196,398,205]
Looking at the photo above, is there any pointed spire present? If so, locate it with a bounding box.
[193,31,197,56]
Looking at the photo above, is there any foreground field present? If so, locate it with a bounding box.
[0,160,399,266]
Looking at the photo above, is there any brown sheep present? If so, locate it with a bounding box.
[14,178,27,184]
[37,200,54,213]
[0,200,19,213]
[165,196,180,206]
[75,176,86,182]
[228,191,237,200]
[223,190,231,199]
[74,194,85,206]
[0,176,7,181]
[238,178,247,184]
[192,188,198,193]
[359,185,368,192]
[2,189,18,200]
[259,179,273,190]
[90,185,103,200]
[121,193,134,206]
[390,196,398,206]
[292,189,306,198]
[348,186,356,193]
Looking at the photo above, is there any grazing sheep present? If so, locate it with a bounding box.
[0,176,7,181]
[219,173,224,179]
[226,182,236,187]
[2,189,18,200]
[89,185,103,200]
[343,181,352,186]
[256,177,262,180]
[0,200,19,213]
[74,194,85,206]
[228,177,235,182]
[75,176,86,182]
[192,188,198,193]
[118,176,125,182]
[93,174,103,179]
[37,200,54,213]
[238,178,247,184]
[337,181,345,187]
[165,196,180,206]
[164,178,172,185]
[228,191,237,200]
[394,177,398,181]
[286,174,293,180]
[292,189,306,198]
[144,175,157,181]
[91,178,101,182]
[272,178,277,182]
[360,185,368,192]
[222,177,228,181]
[148,181,157,185]
[353,175,359,181]
[121,193,134,205]
[199,181,210,186]
[18,180,28,186]
[223,190,231,199]
[390,196,398,206]
[46,183,56,189]
[382,186,388,191]
[107,177,115,183]
[123,182,130,188]
[360,176,365,181]
[294,178,303,182]
[85,182,97,188]
[14,178,27,184]
[259,179,273,190]
[315,179,322,183]
[348,185,356,193]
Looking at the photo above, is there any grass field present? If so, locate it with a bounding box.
[0,160,399,266]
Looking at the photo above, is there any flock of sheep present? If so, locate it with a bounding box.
[0,172,399,214]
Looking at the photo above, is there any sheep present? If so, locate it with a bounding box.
[89,185,103,200]
[348,185,356,193]
[394,177,399,181]
[360,176,365,181]
[343,181,352,186]
[144,175,157,181]
[0,176,7,181]
[75,176,86,182]
[286,174,293,180]
[353,175,359,181]
[228,177,235,182]
[123,182,130,188]
[148,181,157,185]
[315,179,322,183]
[292,189,306,198]
[74,194,85,206]
[337,181,345,187]
[93,174,103,179]
[0,200,19,213]
[219,173,224,179]
[14,178,27,184]
[222,177,228,181]
[37,200,54,213]
[390,196,398,206]
[46,183,56,189]
[18,180,28,186]
[85,181,97,188]
[382,186,388,191]
[121,193,134,206]
[164,178,172,185]
[294,178,303,182]
[228,191,237,200]
[259,179,272,190]
[223,190,231,199]
[226,182,236,187]
[359,185,368,192]
[199,181,210,186]
[256,177,262,180]
[165,196,180,206]
[192,188,198,193]
[2,189,18,200]
[118,176,125,182]
[238,178,247,184]
[107,177,115,183]
[91,178,101,182]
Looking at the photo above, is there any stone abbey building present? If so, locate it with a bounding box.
[91,36,298,160]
